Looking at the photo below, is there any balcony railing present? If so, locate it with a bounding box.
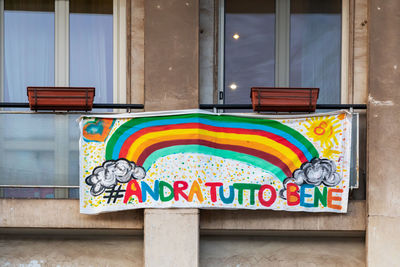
[199,104,367,110]
[0,102,367,110]
[0,102,366,199]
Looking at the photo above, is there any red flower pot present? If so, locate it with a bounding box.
[250,87,319,112]
[27,87,95,111]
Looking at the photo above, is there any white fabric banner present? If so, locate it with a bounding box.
[79,110,352,214]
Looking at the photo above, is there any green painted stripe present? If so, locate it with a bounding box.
[143,145,287,181]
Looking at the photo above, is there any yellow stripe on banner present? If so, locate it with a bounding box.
[126,129,302,171]
[135,133,298,172]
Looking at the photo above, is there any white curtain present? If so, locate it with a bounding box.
[70,13,113,103]
[290,13,342,104]
[4,10,54,101]
[224,13,275,105]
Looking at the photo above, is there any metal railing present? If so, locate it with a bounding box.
[0,102,145,110]
[199,103,367,110]
[0,102,366,195]
[0,102,367,110]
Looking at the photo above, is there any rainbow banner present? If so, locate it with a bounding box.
[79,110,352,214]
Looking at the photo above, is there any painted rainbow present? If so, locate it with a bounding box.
[105,113,319,181]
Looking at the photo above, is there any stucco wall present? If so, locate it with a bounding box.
[0,235,143,267]
[367,0,400,265]
[200,235,365,266]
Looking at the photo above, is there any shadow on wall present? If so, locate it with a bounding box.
[200,235,365,267]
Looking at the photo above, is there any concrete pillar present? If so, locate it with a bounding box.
[144,209,199,267]
[367,1,400,266]
[144,0,199,111]
[143,1,200,266]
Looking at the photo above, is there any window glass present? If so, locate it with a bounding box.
[0,114,80,188]
[3,188,55,199]
[2,1,56,198]
[224,0,275,105]
[69,0,113,103]
[1,0,114,199]
[0,114,56,187]
[4,0,55,102]
[1,150,55,186]
[290,0,341,104]
[223,0,342,105]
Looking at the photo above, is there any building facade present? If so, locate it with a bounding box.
[0,0,398,266]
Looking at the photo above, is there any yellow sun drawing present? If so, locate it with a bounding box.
[305,115,341,148]
[322,146,341,158]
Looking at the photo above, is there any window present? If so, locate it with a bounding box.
[70,0,114,103]
[0,0,126,198]
[1,0,124,102]
[220,0,345,106]
[3,0,55,102]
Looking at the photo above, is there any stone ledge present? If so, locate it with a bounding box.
[1,199,365,232]
[0,199,143,230]
[200,200,365,232]
[144,208,199,215]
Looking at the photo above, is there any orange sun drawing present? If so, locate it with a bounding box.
[304,115,341,148]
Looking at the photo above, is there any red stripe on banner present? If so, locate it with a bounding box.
[118,123,308,162]
[136,139,292,177]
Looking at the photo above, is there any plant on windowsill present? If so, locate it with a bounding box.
[250,87,319,112]
[27,87,95,111]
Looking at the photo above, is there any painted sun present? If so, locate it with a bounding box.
[304,115,342,149]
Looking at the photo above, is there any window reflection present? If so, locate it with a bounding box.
[290,0,341,104]
[69,0,113,104]
[224,0,342,106]
[224,0,275,105]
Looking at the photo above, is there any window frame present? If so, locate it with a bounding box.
[0,0,127,103]
[217,0,350,105]
[0,0,127,197]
